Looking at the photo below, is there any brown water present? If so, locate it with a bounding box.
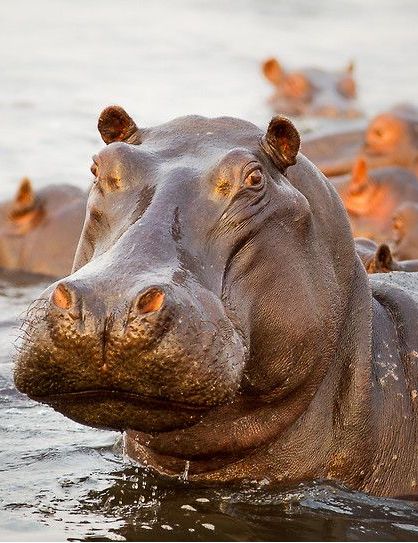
[1,0,418,540]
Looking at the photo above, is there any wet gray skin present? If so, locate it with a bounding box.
[262,58,362,119]
[0,178,86,277]
[14,107,418,498]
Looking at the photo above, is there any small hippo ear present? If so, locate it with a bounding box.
[98,105,141,144]
[346,60,355,74]
[262,58,285,86]
[262,116,300,170]
[13,177,35,211]
[349,157,368,193]
[373,243,393,272]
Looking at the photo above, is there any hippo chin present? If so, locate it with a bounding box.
[14,107,417,498]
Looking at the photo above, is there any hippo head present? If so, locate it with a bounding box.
[0,178,85,277]
[0,178,44,237]
[361,104,418,173]
[354,237,396,274]
[262,57,361,118]
[14,107,367,470]
[392,202,418,261]
[333,157,418,242]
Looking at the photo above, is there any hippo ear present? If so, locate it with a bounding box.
[13,177,35,211]
[262,116,300,170]
[98,105,141,144]
[349,157,368,193]
[346,60,355,74]
[373,243,394,272]
[262,58,285,86]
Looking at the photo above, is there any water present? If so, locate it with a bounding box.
[1,0,418,540]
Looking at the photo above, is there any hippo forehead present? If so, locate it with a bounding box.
[138,115,263,164]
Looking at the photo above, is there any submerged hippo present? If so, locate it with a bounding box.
[361,104,418,174]
[392,202,418,261]
[355,237,418,273]
[0,178,86,278]
[333,158,418,242]
[261,57,361,118]
[301,123,365,177]
[14,107,417,498]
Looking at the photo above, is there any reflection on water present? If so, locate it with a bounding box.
[1,0,418,540]
[3,453,418,541]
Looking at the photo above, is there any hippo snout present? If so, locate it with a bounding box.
[14,273,248,433]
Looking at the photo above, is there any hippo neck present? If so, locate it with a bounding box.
[125,260,381,486]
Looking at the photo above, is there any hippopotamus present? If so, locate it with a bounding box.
[392,202,418,261]
[261,57,361,118]
[333,157,418,242]
[360,104,418,174]
[301,123,365,177]
[0,178,86,277]
[14,106,417,498]
[355,237,418,273]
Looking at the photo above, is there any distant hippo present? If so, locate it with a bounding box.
[392,202,418,260]
[262,57,362,118]
[361,104,418,174]
[333,157,418,242]
[14,107,417,498]
[355,237,418,273]
[301,123,365,177]
[0,178,86,277]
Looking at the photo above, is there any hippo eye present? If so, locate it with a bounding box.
[244,169,264,188]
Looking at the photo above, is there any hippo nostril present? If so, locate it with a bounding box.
[51,283,74,310]
[136,287,165,315]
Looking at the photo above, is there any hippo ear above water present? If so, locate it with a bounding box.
[373,243,394,272]
[262,58,285,86]
[98,105,141,144]
[13,178,35,212]
[262,116,300,170]
[349,157,369,193]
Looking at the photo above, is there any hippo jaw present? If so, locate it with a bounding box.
[30,389,211,433]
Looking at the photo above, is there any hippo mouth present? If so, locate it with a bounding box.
[31,389,211,433]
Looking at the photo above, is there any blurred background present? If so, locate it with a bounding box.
[1,0,418,198]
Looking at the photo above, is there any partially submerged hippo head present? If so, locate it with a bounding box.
[361,104,418,174]
[0,178,86,277]
[262,57,361,118]
[15,106,361,452]
[14,108,418,496]
[333,157,418,242]
[392,202,418,260]
[355,237,418,273]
